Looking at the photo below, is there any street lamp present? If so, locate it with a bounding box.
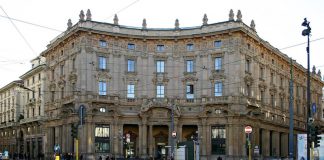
[301,17,311,160]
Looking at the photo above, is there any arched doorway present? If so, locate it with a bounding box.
[153,126,168,160]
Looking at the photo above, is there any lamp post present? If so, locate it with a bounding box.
[301,17,311,160]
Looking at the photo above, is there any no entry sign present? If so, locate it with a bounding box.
[245,126,252,134]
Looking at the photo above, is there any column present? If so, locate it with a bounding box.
[142,123,148,157]
[138,124,143,156]
[262,129,270,157]
[200,118,207,156]
[272,131,279,157]
[148,125,153,157]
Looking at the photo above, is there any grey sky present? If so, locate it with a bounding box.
[0,0,323,87]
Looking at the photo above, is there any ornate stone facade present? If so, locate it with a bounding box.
[1,9,323,160]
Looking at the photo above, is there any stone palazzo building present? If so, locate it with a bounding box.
[39,9,324,159]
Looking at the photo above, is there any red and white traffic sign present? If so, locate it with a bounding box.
[245,126,252,134]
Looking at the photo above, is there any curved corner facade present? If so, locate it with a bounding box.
[35,19,324,160]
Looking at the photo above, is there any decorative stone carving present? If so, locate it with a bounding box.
[202,14,208,25]
[67,19,72,30]
[79,10,85,21]
[229,9,234,21]
[244,75,254,85]
[141,99,153,112]
[318,69,321,77]
[182,73,198,83]
[49,82,56,91]
[113,14,119,25]
[250,20,256,31]
[312,65,316,74]
[142,18,147,29]
[68,73,77,83]
[97,72,112,80]
[86,9,92,21]
[57,80,65,88]
[269,84,277,95]
[175,19,180,29]
[236,10,242,22]
[258,81,267,91]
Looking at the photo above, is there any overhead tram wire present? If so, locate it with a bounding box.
[0,6,37,56]
[0,14,63,32]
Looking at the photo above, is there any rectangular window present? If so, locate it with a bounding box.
[98,56,107,70]
[95,126,110,153]
[215,57,222,71]
[127,84,135,98]
[38,73,41,81]
[245,59,250,72]
[127,60,135,72]
[60,65,64,76]
[156,60,165,73]
[128,43,135,50]
[98,81,107,95]
[246,84,251,97]
[214,40,222,48]
[38,87,41,98]
[214,82,223,97]
[187,44,194,51]
[261,91,265,104]
[99,40,107,48]
[271,95,275,107]
[72,58,76,70]
[211,126,226,155]
[260,67,264,79]
[280,97,284,110]
[270,73,274,84]
[157,45,165,52]
[186,60,194,73]
[156,85,165,98]
[186,84,194,99]
[32,76,35,84]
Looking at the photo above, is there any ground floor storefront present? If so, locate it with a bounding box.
[44,104,303,160]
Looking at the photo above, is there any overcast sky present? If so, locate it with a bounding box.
[0,0,324,88]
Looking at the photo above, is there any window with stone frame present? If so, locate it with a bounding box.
[98,81,107,96]
[214,82,223,97]
[156,45,165,52]
[186,84,194,99]
[186,60,194,73]
[127,84,135,98]
[98,56,107,70]
[99,40,107,48]
[156,60,165,73]
[187,43,194,51]
[214,40,222,48]
[245,59,250,73]
[156,84,165,98]
[128,43,135,50]
[211,125,226,155]
[95,125,110,153]
[215,57,222,71]
[127,59,135,72]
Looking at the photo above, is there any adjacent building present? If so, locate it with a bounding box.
[0,9,323,160]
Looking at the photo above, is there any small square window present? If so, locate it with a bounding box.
[128,43,135,50]
[187,44,194,51]
[214,41,222,48]
[157,45,165,52]
[99,40,107,48]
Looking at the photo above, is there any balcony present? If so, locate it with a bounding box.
[19,116,44,124]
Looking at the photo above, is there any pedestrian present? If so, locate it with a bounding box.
[99,155,102,160]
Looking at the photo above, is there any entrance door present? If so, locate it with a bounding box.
[156,143,166,160]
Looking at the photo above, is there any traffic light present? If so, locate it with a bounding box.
[314,126,321,148]
[71,123,78,138]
